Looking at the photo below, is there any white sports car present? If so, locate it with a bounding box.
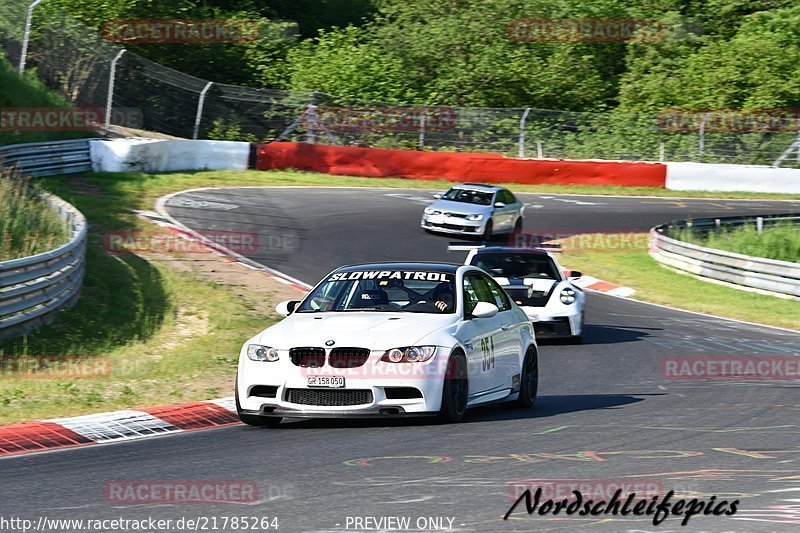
[465,247,585,342]
[236,262,539,426]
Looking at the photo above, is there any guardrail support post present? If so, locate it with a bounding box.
[305,92,320,144]
[104,49,127,133]
[698,112,711,157]
[192,82,213,140]
[518,107,531,158]
[18,0,43,73]
[756,216,763,234]
[418,105,427,150]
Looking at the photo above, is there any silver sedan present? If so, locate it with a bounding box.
[421,183,525,238]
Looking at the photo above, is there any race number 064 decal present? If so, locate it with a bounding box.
[481,336,495,371]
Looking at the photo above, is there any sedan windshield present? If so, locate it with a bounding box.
[297,270,456,313]
[441,188,493,206]
[471,253,560,280]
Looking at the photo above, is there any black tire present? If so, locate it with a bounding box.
[516,347,539,408]
[235,377,282,428]
[514,217,523,232]
[439,352,468,423]
[483,220,493,241]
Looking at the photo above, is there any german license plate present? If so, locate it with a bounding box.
[307,376,345,388]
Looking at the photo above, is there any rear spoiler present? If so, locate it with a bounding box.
[447,242,562,253]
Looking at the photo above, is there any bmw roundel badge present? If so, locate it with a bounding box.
[325,340,335,346]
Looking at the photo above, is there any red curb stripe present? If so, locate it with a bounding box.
[0,421,94,456]
[587,280,619,291]
[141,402,239,430]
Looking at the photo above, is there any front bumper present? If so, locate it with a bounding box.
[522,307,583,338]
[237,355,448,416]
[240,405,436,419]
[421,214,485,235]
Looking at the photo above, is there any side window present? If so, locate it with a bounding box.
[463,274,495,315]
[484,275,512,311]
[462,276,480,314]
[505,190,518,205]
[497,190,512,205]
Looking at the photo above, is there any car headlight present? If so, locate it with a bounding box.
[560,288,576,305]
[424,207,440,215]
[247,344,279,362]
[381,346,437,363]
[466,214,483,221]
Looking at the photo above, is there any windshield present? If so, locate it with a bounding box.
[297,270,456,313]
[471,253,560,280]
[441,188,493,206]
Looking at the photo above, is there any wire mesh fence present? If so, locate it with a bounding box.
[2,0,800,167]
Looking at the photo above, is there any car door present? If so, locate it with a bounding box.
[460,273,504,398]
[505,190,523,225]
[481,273,523,390]
[495,190,517,230]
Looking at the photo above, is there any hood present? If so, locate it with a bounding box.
[428,199,492,216]
[257,312,458,350]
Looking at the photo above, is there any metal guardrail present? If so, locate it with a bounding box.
[0,140,91,339]
[0,138,94,177]
[649,214,800,300]
[0,193,87,339]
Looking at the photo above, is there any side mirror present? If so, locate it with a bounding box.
[494,202,506,208]
[276,300,300,317]
[470,301,499,319]
[568,270,582,279]
[433,193,443,199]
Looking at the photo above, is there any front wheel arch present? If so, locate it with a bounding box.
[438,349,469,423]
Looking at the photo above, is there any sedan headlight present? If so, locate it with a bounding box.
[424,207,440,215]
[247,344,279,362]
[381,346,437,363]
[466,214,483,221]
[560,288,576,305]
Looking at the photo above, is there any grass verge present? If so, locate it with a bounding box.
[0,173,69,261]
[674,222,799,263]
[559,233,800,331]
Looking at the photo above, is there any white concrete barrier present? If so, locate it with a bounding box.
[90,139,250,173]
[665,162,800,194]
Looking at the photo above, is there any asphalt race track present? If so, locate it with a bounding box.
[2,188,800,533]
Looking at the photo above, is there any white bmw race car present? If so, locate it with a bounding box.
[236,263,539,426]
[464,247,585,342]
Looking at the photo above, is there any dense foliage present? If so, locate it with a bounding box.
[41,0,800,112]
